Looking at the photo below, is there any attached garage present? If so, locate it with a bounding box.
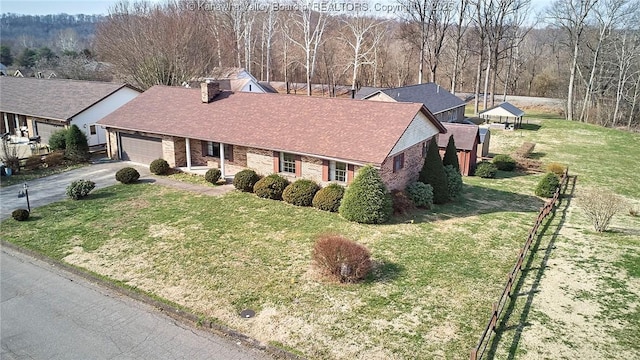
[119,133,163,165]
[35,121,65,144]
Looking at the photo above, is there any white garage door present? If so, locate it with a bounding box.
[119,133,163,165]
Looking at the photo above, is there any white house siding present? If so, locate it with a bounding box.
[240,80,267,93]
[389,112,440,156]
[70,87,140,147]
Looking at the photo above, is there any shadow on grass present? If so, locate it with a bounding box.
[529,152,546,160]
[519,123,542,131]
[485,175,577,359]
[368,261,405,283]
[88,191,116,200]
[393,183,546,225]
[138,178,157,184]
[494,170,529,179]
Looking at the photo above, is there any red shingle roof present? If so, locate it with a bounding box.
[437,123,480,151]
[98,86,444,165]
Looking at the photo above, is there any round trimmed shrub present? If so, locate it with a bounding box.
[205,168,222,184]
[406,182,434,209]
[12,209,30,221]
[312,184,345,212]
[444,164,463,199]
[475,161,498,178]
[66,179,96,200]
[312,234,372,283]
[254,174,289,200]
[48,129,68,151]
[115,167,140,184]
[535,172,560,198]
[339,165,392,224]
[233,169,259,192]
[283,179,320,206]
[149,158,170,175]
[391,189,416,215]
[492,154,516,171]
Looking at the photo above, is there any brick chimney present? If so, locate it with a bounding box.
[201,81,221,103]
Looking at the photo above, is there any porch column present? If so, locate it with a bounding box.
[3,113,8,134]
[186,138,192,170]
[219,143,225,178]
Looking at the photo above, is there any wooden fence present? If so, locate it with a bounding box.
[470,169,569,360]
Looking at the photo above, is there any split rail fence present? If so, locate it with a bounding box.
[470,168,569,360]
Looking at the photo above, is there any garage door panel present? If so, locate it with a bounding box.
[35,122,65,144]
[119,134,163,165]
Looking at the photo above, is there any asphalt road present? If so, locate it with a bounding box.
[0,246,271,360]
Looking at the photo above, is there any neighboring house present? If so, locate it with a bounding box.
[0,77,141,146]
[183,67,277,94]
[98,82,447,190]
[358,83,467,123]
[479,102,525,129]
[437,123,480,176]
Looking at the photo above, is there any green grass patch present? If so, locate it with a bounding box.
[166,171,215,186]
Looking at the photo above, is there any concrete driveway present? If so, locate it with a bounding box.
[0,161,150,220]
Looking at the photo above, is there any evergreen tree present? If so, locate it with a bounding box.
[1,45,13,66]
[419,140,449,204]
[65,124,89,162]
[442,135,460,173]
[339,165,392,224]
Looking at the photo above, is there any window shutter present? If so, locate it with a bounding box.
[322,160,329,181]
[273,151,280,173]
[295,155,302,177]
[347,164,355,184]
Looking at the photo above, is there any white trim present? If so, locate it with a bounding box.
[220,142,225,177]
[186,138,192,170]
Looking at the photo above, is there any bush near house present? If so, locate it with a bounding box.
[44,151,65,167]
[312,234,372,283]
[419,141,449,204]
[442,136,460,171]
[11,209,29,221]
[254,174,289,200]
[283,179,320,206]
[339,165,392,224]
[534,172,560,198]
[25,155,42,170]
[492,154,516,171]
[312,183,345,212]
[65,125,89,162]
[233,169,259,192]
[405,182,434,209]
[444,165,463,199]
[115,167,140,184]
[391,189,416,215]
[48,129,68,151]
[66,179,96,200]
[475,161,498,178]
[205,168,222,184]
[545,162,566,176]
[149,158,170,175]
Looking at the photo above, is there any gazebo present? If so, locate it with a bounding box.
[479,102,525,129]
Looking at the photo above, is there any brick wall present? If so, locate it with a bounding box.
[246,147,273,175]
[380,138,431,190]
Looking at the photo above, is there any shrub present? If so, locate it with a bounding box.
[312,234,372,283]
[545,162,566,176]
[65,124,89,162]
[149,158,170,175]
[253,174,289,200]
[283,179,320,206]
[205,168,222,184]
[492,154,516,171]
[11,209,30,221]
[576,188,624,232]
[475,161,498,178]
[233,169,259,192]
[406,182,434,209]
[535,172,560,198]
[444,164,463,199]
[25,154,42,170]
[339,165,392,224]
[115,167,140,184]
[419,140,449,204]
[442,135,460,171]
[391,189,416,215]
[44,151,65,167]
[66,179,96,200]
[48,129,68,151]
[312,183,345,212]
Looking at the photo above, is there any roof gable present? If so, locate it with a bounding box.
[98,86,444,165]
[479,102,524,117]
[0,77,138,121]
[437,123,480,151]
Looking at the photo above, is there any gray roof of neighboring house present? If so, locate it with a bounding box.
[437,123,480,151]
[372,83,466,115]
[0,77,138,121]
[258,81,279,93]
[479,102,525,117]
[354,86,385,99]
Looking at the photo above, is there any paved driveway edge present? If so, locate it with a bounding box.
[1,240,306,360]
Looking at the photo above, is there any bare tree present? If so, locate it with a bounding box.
[450,0,470,94]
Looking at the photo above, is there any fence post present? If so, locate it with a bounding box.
[470,348,477,360]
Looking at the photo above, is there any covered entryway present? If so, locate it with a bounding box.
[119,133,163,165]
[35,121,65,144]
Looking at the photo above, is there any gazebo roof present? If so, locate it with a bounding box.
[479,102,525,118]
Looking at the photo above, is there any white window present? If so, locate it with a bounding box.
[280,152,296,174]
[204,142,232,160]
[89,125,97,135]
[330,161,347,182]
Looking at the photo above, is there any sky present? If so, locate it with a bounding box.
[1,0,548,16]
